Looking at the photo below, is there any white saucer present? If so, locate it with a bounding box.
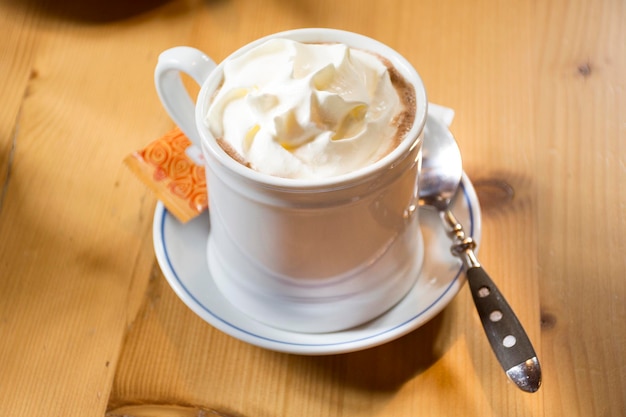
[152,166,481,355]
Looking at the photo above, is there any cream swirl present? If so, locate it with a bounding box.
[205,39,407,179]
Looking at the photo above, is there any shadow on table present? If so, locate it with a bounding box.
[287,305,456,392]
[4,0,222,23]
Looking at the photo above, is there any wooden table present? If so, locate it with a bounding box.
[1,0,624,415]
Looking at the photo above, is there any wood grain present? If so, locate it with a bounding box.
[534,1,626,415]
[0,0,624,416]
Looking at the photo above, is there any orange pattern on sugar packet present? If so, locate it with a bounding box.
[125,127,208,223]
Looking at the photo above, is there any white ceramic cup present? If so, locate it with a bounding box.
[155,28,428,333]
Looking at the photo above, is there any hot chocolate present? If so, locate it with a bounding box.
[154,29,429,332]
[204,39,416,179]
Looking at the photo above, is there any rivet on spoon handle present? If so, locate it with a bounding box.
[443,209,542,393]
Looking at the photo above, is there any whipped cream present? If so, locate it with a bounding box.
[205,39,412,179]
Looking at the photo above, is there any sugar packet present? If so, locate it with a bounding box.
[125,128,207,223]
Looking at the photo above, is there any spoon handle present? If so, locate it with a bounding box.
[441,209,541,392]
[465,265,542,393]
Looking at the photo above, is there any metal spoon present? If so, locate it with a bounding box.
[418,114,541,393]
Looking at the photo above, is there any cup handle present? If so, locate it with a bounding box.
[154,46,217,146]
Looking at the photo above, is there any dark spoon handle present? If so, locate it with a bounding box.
[466,265,541,392]
[441,208,541,392]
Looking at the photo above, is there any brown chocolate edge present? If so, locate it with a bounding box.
[373,54,417,154]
